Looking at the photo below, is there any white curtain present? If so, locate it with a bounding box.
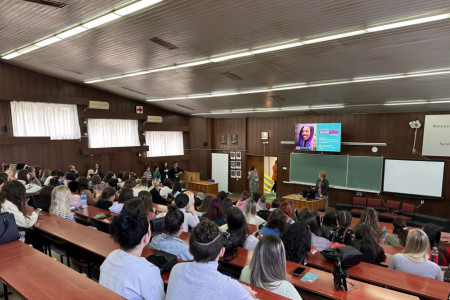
[145,131,184,157]
[10,101,81,140]
[88,119,140,148]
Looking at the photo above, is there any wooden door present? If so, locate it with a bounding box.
[247,155,264,195]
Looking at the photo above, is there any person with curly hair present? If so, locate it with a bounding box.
[281,221,311,265]
[100,207,164,299]
[354,207,383,242]
[166,219,255,299]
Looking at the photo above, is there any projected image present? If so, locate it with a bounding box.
[295,123,341,152]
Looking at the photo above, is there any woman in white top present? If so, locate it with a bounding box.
[0,180,39,242]
[300,212,331,252]
[243,199,265,226]
[133,177,149,197]
[159,178,172,198]
[175,193,199,232]
[389,229,443,280]
[49,186,75,222]
[239,234,302,300]
[16,169,41,194]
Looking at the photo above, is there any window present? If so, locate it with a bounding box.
[88,119,140,148]
[145,131,184,157]
[10,101,81,140]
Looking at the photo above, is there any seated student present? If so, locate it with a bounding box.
[329,210,354,245]
[124,178,137,189]
[148,204,194,261]
[50,186,76,222]
[166,219,255,300]
[281,221,311,265]
[16,169,41,194]
[261,209,287,237]
[26,166,42,187]
[352,224,386,265]
[194,191,206,208]
[149,179,167,206]
[32,185,54,212]
[279,202,295,224]
[222,198,233,215]
[171,182,182,198]
[257,195,269,210]
[300,212,330,251]
[269,198,280,211]
[133,177,149,197]
[354,207,383,242]
[311,210,326,237]
[159,178,172,198]
[243,199,266,226]
[0,178,4,193]
[217,191,228,201]
[56,171,66,186]
[389,229,443,280]
[384,217,408,248]
[203,197,226,226]
[175,193,200,232]
[110,187,134,213]
[94,187,116,210]
[240,234,302,300]
[100,208,165,300]
[236,190,250,210]
[0,180,38,242]
[287,200,297,221]
[423,223,450,267]
[137,190,156,221]
[68,181,81,209]
[220,207,259,250]
[252,193,262,210]
[321,211,337,239]
[43,169,58,186]
[297,207,310,219]
[197,195,213,214]
[78,177,96,205]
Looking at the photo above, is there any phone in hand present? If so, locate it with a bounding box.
[292,266,306,276]
[34,208,42,214]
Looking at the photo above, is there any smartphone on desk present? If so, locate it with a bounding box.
[292,266,306,276]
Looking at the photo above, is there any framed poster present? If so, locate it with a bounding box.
[230,161,236,169]
[230,151,236,159]
[231,134,238,144]
[220,134,227,144]
[236,170,241,178]
[236,152,242,159]
[236,161,241,169]
[261,131,269,140]
[230,170,236,178]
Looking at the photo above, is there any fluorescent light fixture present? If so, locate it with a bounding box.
[211,91,240,97]
[149,66,178,72]
[191,104,343,116]
[163,96,187,101]
[114,0,162,16]
[17,45,40,54]
[187,94,212,99]
[56,26,87,39]
[429,99,450,104]
[308,80,352,87]
[1,52,21,60]
[84,78,105,84]
[281,106,309,111]
[35,36,62,47]
[82,13,121,29]
[178,60,211,68]
[367,13,450,32]
[353,74,406,82]
[303,30,366,44]
[146,98,167,102]
[309,104,345,110]
[384,100,427,106]
[124,70,152,77]
[271,84,307,91]
[210,51,252,62]
[240,88,272,94]
[406,69,450,78]
[251,41,303,54]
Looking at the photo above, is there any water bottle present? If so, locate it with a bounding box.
[81,192,88,209]
[382,226,387,241]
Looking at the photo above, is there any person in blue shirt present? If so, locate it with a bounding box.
[152,166,161,181]
[149,204,194,261]
[261,209,287,237]
[166,219,256,300]
[99,206,164,300]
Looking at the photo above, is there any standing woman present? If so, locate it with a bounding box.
[152,166,161,181]
[315,171,329,210]
[270,160,277,194]
[247,166,259,196]
[161,161,169,182]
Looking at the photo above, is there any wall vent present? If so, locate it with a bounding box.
[23,0,67,8]
[122,87,147,96]
[221,71,242,80]
[149,37,178,50]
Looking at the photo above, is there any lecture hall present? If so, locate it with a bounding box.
[1,1,450,299]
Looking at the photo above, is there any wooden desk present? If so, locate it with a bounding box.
[179,171,200,182]
[0,241,124,299]
[187,180,219,194]
[282,194,324,210]
[307,251,450,300]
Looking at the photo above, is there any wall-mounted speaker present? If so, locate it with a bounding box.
[203,142,208,147]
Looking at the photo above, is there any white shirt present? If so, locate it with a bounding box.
[159,186,172,198]
[1,200,38,241]
[179,207,199,232]
[100,249,165,300]
[109,202,124,214]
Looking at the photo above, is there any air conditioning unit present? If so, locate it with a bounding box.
[88,101,109,110]
[145,116,163,124]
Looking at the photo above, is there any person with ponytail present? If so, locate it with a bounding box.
[100,208,164,299]
[423,223,450,267]
[388,229,442,280]
[148,204,194,261]
[329,210,354,245]
[384,217,408,248]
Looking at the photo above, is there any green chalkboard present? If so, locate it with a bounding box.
[347,156,383,192]
[289,153,383,192]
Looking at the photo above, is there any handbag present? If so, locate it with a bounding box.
[333,258,348,291]
[321,245,363,268]
[146,250,178,273]
[222,231,240,262]
[0,212,20,245]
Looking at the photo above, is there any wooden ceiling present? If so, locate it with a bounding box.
[3,0,450,118]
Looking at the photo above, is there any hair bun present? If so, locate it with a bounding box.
[167,204,178,212]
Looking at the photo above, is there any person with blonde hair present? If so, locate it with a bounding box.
[243,199,265,226]
[133,177,149,196]
[355,207,383,242]
[388,229,442,280]
[50,186,75,222]
[240,234,302,300]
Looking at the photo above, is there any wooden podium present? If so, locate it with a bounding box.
[282,194,324,210]
[179,171,200,182]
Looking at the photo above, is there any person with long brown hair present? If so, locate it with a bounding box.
[355,207,383,242]
[329,210,354,245]
[203,197,226,226]
[352,224,386,265]
[384,217,408,248]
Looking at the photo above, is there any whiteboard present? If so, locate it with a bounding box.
[211,153,228,193]
[383,159,444,198]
